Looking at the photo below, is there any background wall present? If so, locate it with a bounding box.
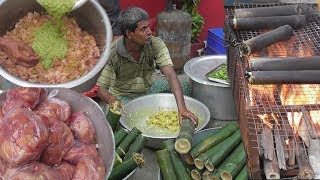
[119,0,225,41]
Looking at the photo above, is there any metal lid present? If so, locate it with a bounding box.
[184,55,230,88]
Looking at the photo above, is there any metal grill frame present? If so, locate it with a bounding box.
[225,2,320,179]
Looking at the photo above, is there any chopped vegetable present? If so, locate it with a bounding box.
[208,65,228,80]
[147,111,179,132]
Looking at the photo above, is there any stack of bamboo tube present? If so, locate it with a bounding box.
[156,123,248,180]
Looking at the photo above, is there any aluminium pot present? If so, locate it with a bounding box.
[184,55,238,120]
[0,0,112,93]
[0,88,115,179]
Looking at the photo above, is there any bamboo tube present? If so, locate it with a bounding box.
[248,56,320,71]
[239,25,293,57]
[163,139,192,180]
[188,123,238,164]
[175,119,196,154]
[114,127,128,148]
[123,134,147,161]
[108,153,145,180]
[233,15,306,30]
[248,70,320,84]
[190,168,205,180]
[202,130,242,171]
[106,101,122,131]
[235,165,248,180]
[218,143,247,180]
[234,5,302,18]
[156,149,177,180]
[113,153,122,167]
[116,127,141,158]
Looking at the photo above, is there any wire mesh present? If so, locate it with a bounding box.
[225,3,320,177]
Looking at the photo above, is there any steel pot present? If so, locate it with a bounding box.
[0,0,112,93]
[0,88,115,179]
[184,55,237,120]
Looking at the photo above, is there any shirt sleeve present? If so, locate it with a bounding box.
[152,37,173,67]
[97,60,116,90]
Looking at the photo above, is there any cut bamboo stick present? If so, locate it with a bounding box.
[219,143,247,180]
[113,153,122,167]
[234,5,302,18]
[190,168,204,180]
[235,165,248,180]
[261,125,274,160]
[263,151,280,179]
[296,136,315,179]
[233,15,306,30]
[274,125,287,170]
[108,153,145,180]
[123,134,147,161]
[202,130,242,171]
[114,127,128,148]
[248,70,320,84]
[106,102,122,131]
[309,139,320,179]
[239,25,293,57]
[175,119,196,154]
[156,149,177,180]
[116,127,141,158]
[187,123,238,164]
[163,139,191,180]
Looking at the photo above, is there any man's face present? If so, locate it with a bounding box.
[129,20,152,45]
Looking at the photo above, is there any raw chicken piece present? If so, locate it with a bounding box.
[69,112,95,144]
[36,97,71,124]
[2,87,46,114]
[73,156,105,180]
[0,158,9,180]
[40,121,74,166]
[34,108,59,127]
[4,161,61,180]
[63,141,98,165]
[0,108,48,166]
[54,161,75,180]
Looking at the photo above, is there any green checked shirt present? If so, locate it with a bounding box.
[97,36,173,97]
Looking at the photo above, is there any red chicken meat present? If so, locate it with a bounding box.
[4,161,61,180]
[63,141,98,165]
[40,121,75,166]
[72,156,105,180]
[0,108,48,166]
[54,161,75,180]
[36,97,71,125]
[2,87,46,114]
[69,112,95,144]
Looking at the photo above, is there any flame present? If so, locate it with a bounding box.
[310,111,320,126]
[249,85,277,107]
[258,114,272,128]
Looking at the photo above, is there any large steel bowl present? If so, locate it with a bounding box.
[0,0,112,93]
[0,88,115,179]
[119,93,210,149]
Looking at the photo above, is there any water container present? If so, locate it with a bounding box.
[156,9,192,71]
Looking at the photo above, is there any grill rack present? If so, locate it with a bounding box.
[225,2,320,178]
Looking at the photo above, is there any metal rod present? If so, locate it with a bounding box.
[239,25,293,57]
[248,70,320,84]
[249,56,320,71]
[233,15,306,30]
[234,5,302,18]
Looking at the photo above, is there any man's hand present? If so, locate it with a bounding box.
[1,37,39,68]
[179,109,198,127]
[109,96,126,114]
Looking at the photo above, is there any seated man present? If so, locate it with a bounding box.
[97,7,197,125]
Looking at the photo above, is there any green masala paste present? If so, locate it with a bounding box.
[33,0,77,69]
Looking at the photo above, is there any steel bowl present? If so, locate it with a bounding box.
[0,0,112,93]
[0,88,115,179]
[157,127,220,180]
[119,93,210,149]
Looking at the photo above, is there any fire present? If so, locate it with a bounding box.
[249,84,277,107]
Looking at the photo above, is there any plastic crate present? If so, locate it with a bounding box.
[207,28,226,54]
[205,46,218,55]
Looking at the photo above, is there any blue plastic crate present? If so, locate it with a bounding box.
[205,46,218,55]
[207,28,226,54]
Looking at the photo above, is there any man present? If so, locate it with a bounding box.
[0,37,39,67]
[97,7,198,125]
